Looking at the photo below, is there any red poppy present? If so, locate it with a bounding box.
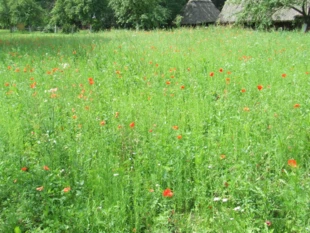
[63,186,71,193]
[30,82,36,88]
[36,186,44,191]
[180,85,185,89]
[209,72,214,77]
[172,126,179,130]
[243,107,250,112]
[100,120,106,126]
[4,82,9,87]
[166,81,171,85]
[88,77,94,85]
[225,78,230,84]
[163,188,173,197]
[281,73,287,78]
[293,104,300,108]
[21,167,28,172]
[219,68,223,73]
[129,122,135,128]
[43,165,50,171]
[265,221,272,227]
[257,85,263,91]
[288,159,297,167]
[177,135,182,140]
[241,88,246,93]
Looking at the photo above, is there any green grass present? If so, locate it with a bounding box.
[0,27,309,233]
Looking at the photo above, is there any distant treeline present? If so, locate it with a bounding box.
[0,0,227,32]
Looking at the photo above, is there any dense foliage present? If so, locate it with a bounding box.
[0,0,189,31]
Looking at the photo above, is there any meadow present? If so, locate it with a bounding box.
[0,27,309,233]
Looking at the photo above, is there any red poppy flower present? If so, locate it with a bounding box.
[172,126,179,130]
[129,122,135,128]
[21,167,28,172]
[43,165,50,171]
[209,72,214,77]
[180,85,185,89]
[63,186,71,193]
[293,104,300,108]
[30,82,36,88]
[281,73,287,78]
[36,186,44,191]
[288,159,297,167]
[100,120,106,126]
[166,81,171,85]
[265,221,272,227]
[241,88,246,93]
[177,135,182,140]
[257,85,263,91]
[163,188,173,197]
[219,68,223,73]
[88,77,94,85]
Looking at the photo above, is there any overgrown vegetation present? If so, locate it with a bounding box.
[0,27,309,232]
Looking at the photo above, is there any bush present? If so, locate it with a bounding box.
[61,24,79,34]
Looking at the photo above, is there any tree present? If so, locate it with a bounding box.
[11,0,44,30]
[74,0,113,30]
[108,0,170,29]
[161,0,187,26]
[234,0,310,31]
[0,0,44,31]
[0,0,13,30]
[50,0,112,32]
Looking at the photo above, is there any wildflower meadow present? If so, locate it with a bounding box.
[0,27,309,232]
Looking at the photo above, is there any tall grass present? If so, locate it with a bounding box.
[0,27,309,233]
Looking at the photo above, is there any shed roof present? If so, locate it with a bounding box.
[181,0,220,25]
[218,1,309,23]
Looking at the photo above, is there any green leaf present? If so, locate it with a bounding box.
[14,226,21,233]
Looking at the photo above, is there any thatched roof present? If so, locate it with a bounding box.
[181,0,220,25]
[218,2,243,23]
[218,1,309,23]
[272,8,303,22]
